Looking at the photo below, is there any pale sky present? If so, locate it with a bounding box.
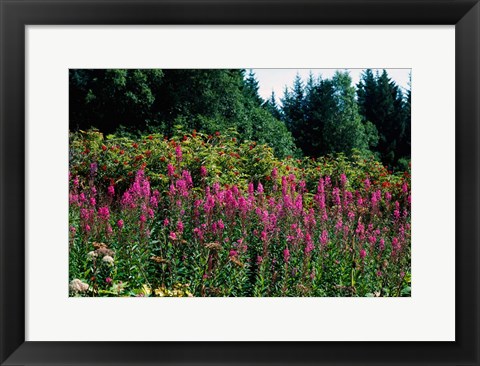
[252,69,411,105]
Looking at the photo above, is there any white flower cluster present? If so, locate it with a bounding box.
[69,279,89,294]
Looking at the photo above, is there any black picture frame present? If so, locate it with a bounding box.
[1,1,479,365]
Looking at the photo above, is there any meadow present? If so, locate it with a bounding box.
[69,129,411,297]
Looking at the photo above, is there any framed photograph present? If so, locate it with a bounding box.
[1,0,478,365]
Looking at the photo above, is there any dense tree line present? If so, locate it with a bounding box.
[70,68,410,168]
[70,69,297,158]
[278,70,410,169]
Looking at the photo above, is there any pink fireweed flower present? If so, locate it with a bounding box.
[344,191,353,206]
[238,196,248,215]
[168,183,176,196]
[147,208,154,219]
[163,218,170,227]
[348,211,355,221]
[204,194,215,214]
[79,192,86,203]
[217,219,225,231]
[248,182,254,195]
[90,162,98,175]
[335,218,343,231]
[80,208,94,221]
[271,167,278,179]
[182,170,193,188]
[260,230,268,242]
[176,179,188,197]
[232,185,239,196]
[257,255,263,264]
[304,233,314,254]
[324,176,331,188]
[98,206,110,220]
[107,185,115,196]
[169,232,177,241]
[355,221,366,240]
[193,227,204,240]
[175,144,182,161]
[283,195,293,210]
[283,248,291,263]
[394,209,401,220]
[70,226,76,233]
[402,182,408,194]
[320,230,328,247]
[332,187,341,206]
[379,238,385,251]
[85,224,91,232]
[69,194,79,205]
[105,277,113,284]
[177,220,184,233]
[340,173,347,186]
[229,249,238,257]
[257,182,264,194]
[73,176,79,188]
[357,196,364,206]
[106,225,113,235]
[281,176,288,196]
[89,197,96,206]
[299,180,306,193]
[364,178,371,190]
[392,237,401,252]
[317,177,325,194]
[139,214,146,223]
[200,166,207,177]
[121,191,133,207]
[360,249,367,259]
[167,164,175,177]
[141,181,150,198]
[385,192,392,202]
[149,195,158,208]
[117,219,124,229]
[294,195,303,212]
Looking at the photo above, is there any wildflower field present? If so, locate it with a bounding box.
[69,130,411,297]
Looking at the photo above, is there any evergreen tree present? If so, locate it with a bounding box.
[283,71,376,158]
[357,69,409,168]
[281,74,306,147]
[302,78,335,156]
[322,71,371,155]
[263,91,282,121]
[243,69,263,107]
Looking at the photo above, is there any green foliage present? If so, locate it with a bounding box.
[282,71,379,158]
[70,69,298,159]
[69,69,164,133]
[357,69,411,169]
[69,129,411,297]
